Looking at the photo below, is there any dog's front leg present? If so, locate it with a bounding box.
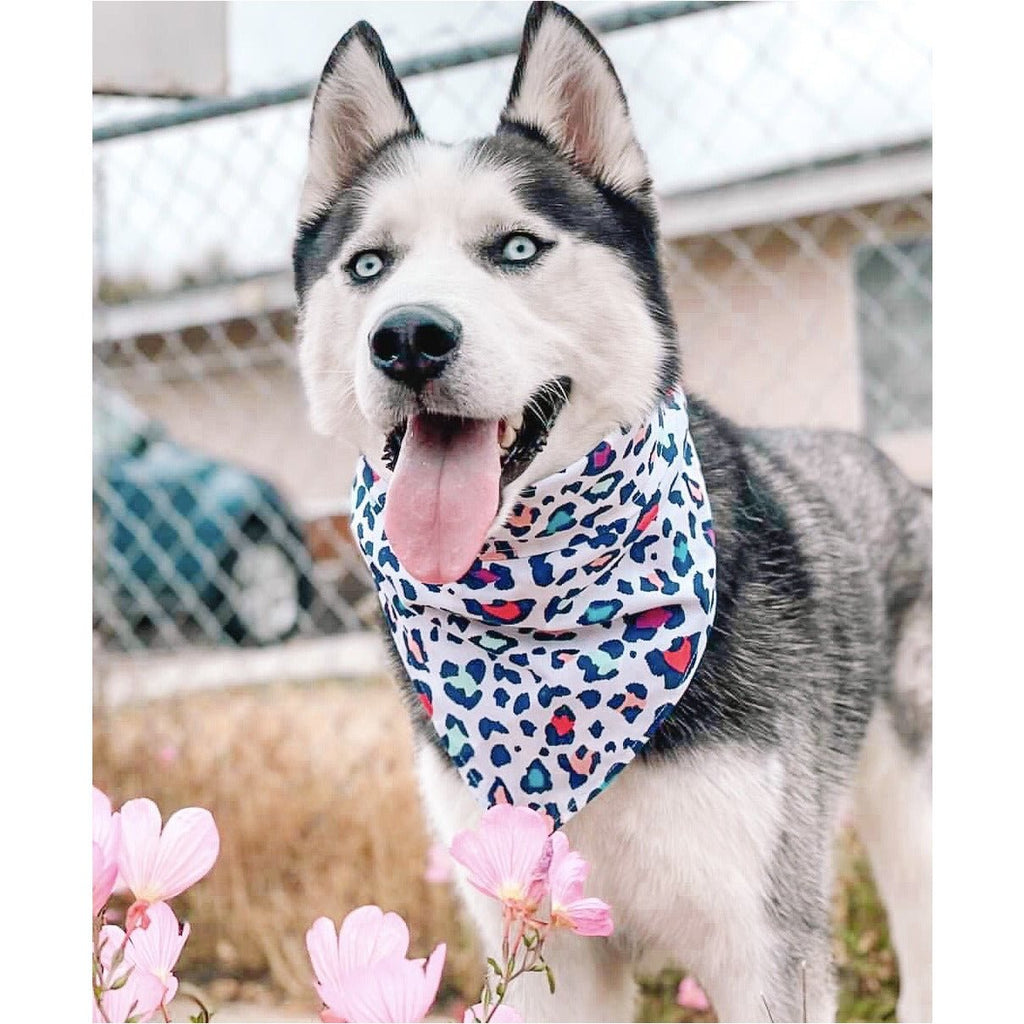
[415,744,637,1022]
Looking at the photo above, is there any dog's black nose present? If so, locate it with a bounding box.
[369,305,461,389]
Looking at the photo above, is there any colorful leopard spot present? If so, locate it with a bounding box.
[637,502,659,533]
[537,683,571,708]
[544,594,575,621]
[493,663,522,686]
[463,564,515,590]
[521,759,553,794]
[487,778,512,805]
[645,633,701,687]
[464,598,536,624]
[584,441,615,475]
[623,606,686,642]
[441,659,485,710]
[479,718,509,740]
[703,519,716,549]
[629,534,659,563]
[442,715,473,768]
[416,686,433,718]
[506,504,539,534]
[529,553,555,587]
[471,631,518,655]
[577,599,623,626]
[404,629,428,669]
[545,706,576,746]
[578,641,623,681]
[684,473,705,505]
[542,503,578,536]
[581,471,623,502]
[557,748,599,790]
[694,571,713,614]
[584,552,617,575]
[672,532,694,576]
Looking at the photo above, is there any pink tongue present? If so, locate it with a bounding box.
[385,416,502,584]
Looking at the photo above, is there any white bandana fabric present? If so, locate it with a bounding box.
[351,390,717,828]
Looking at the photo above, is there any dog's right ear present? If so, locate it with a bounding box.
[299,22,420,223]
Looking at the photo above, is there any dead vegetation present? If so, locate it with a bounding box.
[93,677,898,1022]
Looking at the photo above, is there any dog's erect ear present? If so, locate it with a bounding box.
[299,22,420,222]
[500,2,649,196]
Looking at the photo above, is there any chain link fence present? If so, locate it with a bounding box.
[92,1,931,668]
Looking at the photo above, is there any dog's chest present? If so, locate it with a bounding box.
[416,738,785,969]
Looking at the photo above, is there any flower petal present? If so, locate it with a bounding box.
[450,805,552,906]
[97,965,165,1023]
[124,901,189,992]
[307,916,346,999]
[331,946,445,1023]
[94,839,119,917]
[148,806,219,901]
[676,975,710,1011]
[337,905,410,972]
[117,798,164,899]
[549,831,589,909]
[560,897,614,936]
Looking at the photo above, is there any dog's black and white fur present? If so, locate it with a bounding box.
[293,5,932,1020]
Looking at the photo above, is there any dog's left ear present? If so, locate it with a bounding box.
[500,2,649,196]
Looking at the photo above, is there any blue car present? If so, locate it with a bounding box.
[93,388,315,646]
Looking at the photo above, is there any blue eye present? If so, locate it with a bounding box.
[501,234,539,263]
[349,251,386,281]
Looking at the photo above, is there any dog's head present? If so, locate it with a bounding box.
[294,1,678,583]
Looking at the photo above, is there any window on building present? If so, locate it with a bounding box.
[854,237,932,436]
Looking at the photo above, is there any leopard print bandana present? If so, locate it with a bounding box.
[351,389,717,828]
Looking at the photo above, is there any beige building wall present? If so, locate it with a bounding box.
[668,223,863,432]
[114,197,931,521]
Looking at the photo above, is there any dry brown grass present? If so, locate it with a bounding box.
[94,676,897,1022]
[93,677,481,1014]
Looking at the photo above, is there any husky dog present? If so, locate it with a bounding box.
[293,4,932,1021]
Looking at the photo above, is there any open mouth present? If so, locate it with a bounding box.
[381,377,571,585]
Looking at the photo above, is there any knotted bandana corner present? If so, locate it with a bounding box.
[351,389,717,828]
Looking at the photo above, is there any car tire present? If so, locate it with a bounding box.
[217,517,314,645]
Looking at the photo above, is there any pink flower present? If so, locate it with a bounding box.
[306,906,445,1023]
[548,832,614,937]
[424,841,453,884]
[463,1004,524,1022]
[328,948,446,1023]
[449,805,553,912]
[117,798,219,924]
[123,901,191,1005]
[93,787,122,916]
[308,906,410,990]
[676,975,711,1012]
[93,923,165,1023]
[156,744,179,765]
